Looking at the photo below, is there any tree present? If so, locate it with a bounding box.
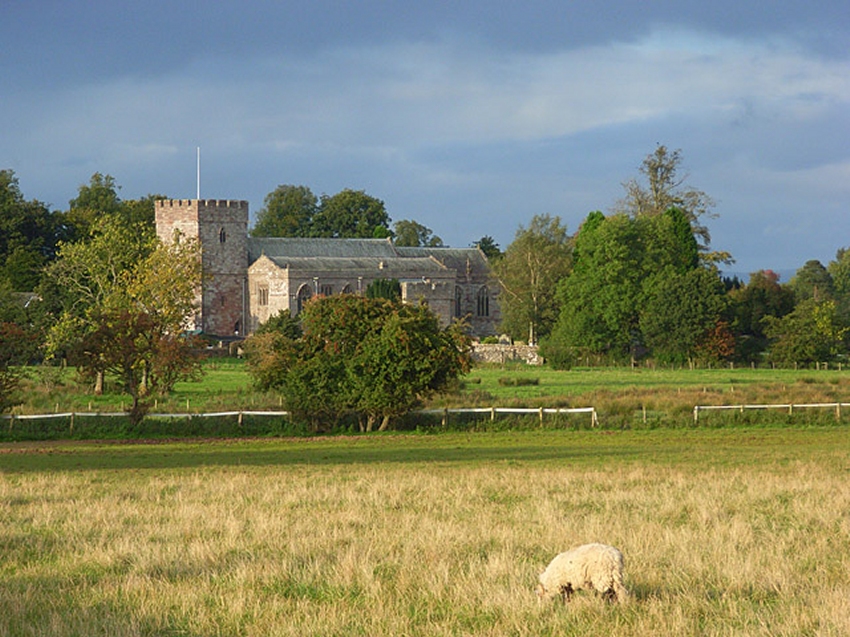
[393,219,443,247]
[616,145,716,249]
[828,248,850,322]
[493,214,571,344]
[727,270,795,361]
[312,189,391,238]
[473,236,501,260]
[245,295,470,432]
[251,184,318,237]
[789,260,834,302]
[763,299,848,365]
[0,169,62,292]
[64,173,158,243]
[639,267,730,364]
[365,278,402,301]
[0,321,38,413]
[543,213,643,362]
[543,206,714,366]
[46,219,203,419]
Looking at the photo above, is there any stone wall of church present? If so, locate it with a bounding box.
[155,199,248,336]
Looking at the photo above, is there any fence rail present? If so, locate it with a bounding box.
[4,402,849,433]
[2,406,599,430]
[693,402,849,424]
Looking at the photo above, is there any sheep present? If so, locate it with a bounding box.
[536,543,628,604]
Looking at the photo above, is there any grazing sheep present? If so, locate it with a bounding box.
[536,543,628,603]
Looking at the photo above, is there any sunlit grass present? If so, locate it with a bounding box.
[2,428,849,636]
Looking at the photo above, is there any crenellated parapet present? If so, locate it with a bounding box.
[156,199,249,209]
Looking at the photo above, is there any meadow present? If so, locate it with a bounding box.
[2,428,849,636]
[11,359,850,428]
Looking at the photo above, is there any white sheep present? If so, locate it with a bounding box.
[536,543,628,603]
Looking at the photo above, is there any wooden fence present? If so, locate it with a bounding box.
[693,402,850,424]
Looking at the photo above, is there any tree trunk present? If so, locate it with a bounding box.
[94,370,104,395]
[377,414,391,431]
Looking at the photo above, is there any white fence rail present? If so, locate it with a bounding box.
[2,406,599,430]
[693,402,849,424]
[4,402,848,433]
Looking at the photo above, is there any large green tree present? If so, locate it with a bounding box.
[639,267,730,364]
[543,207,723,366]
[245,295,470,432]
[251,184,318,238]
[0,170,63,292]
[64,173,158,243]
[46,219,203,419]
[312,189,391,238]
[763,299,848,365]
[493,214,572,345]
[544,212,644,362]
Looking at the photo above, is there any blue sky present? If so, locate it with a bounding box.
[2,0,848,276]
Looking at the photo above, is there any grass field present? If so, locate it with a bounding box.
[2,428,849,636]
[12,359,850,427]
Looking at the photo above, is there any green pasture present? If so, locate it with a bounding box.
[461,364,849,401]
[7,359,850,435]
[2,428,848,636]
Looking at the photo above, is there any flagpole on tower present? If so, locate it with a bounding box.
[196,147,201,199]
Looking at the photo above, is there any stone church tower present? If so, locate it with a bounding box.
[154,199,248,337]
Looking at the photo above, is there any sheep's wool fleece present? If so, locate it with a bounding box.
[539,543,625,598]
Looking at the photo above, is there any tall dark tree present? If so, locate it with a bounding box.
[727,270,795,361]
[789,260,834,302]
[473,236,501,260]
[0,170,62,291]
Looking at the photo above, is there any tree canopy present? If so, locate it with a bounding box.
[615,145,716,249]
[245,295,470,432]
[251,184,318,238]
[45,218,203,421]
[493,214,572,345]
[393,219,443,247]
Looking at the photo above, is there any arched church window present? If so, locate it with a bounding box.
[454,286,464,318]
[476,286,489,317]
[296,285,313,314]
[219,227,227,243]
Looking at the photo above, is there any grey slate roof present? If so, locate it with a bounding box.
[396,246,490,274]
[248,237,398,263]
[264,255,449,274]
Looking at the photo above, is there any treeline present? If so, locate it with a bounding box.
[493,147,850,368]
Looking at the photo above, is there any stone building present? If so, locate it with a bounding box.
[155,199,499,338]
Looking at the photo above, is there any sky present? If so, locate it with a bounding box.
[2,0,848,277]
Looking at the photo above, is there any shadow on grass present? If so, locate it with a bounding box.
[0,435,644,473]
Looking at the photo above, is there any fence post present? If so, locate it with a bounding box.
[442,408,448,428]
[490,407,495,422]
[693,406,699,425]
[539,407,544,427]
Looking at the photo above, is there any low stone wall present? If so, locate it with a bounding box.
[471,343,542,365]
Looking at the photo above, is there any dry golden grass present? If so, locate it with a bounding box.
[1,430,849,636]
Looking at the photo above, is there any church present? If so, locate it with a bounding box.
[154,199,500,339]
